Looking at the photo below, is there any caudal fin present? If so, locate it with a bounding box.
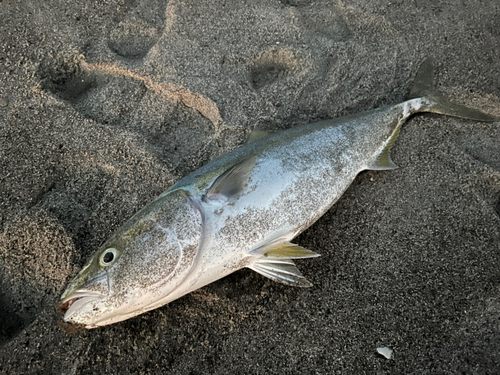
[409,58,497,122]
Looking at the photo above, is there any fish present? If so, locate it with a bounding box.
[57,59,496,329]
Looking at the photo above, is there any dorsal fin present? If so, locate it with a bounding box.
[203,157,257,202]
[246,130,274,144]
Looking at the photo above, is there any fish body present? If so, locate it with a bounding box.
[58,60,496,328]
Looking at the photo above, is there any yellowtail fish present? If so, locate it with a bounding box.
[57,59,496,328]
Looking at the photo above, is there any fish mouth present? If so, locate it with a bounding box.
[57,291,105,318]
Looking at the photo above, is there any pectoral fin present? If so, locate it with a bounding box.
[204,156,257,202]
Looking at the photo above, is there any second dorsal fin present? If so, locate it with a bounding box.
[246,129,274,144]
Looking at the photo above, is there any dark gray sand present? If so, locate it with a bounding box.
[1,0,500,373]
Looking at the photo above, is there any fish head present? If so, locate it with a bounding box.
[57,188,203,328]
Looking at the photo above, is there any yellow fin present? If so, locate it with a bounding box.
[253,242,320,259]
[249,242,319,286]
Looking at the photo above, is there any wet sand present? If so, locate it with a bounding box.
[1,0,499,373]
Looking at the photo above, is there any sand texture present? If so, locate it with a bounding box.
[1,0,500,373]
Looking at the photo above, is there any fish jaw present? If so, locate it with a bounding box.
[58,290,144,328]
[57,271,110,327]
[57,290,106,326]
[58,283,157,328]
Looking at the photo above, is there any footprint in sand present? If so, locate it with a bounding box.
[37,0,223,172]
[249,48,301,90]
[38,59,219,174]
[107,0,168,60]
[251,63,288,90]
[40,65,147,125]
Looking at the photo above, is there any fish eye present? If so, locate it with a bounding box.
[99,248,118,267]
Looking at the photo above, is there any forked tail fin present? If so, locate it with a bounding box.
[409,58,497,122]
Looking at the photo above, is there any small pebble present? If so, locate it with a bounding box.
[377,347,393,359]
[0,97,8,107]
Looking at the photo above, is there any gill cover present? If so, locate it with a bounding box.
[107,188,203,296]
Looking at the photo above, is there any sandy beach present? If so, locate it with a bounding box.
[1,0,499,373]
